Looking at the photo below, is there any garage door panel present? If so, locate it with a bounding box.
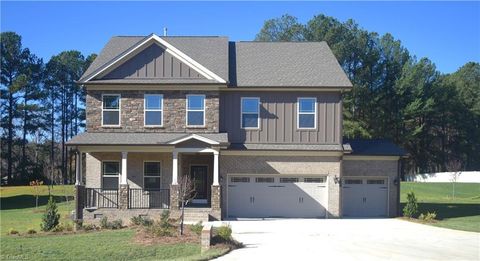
[227,175,327,218]
[342,177,388,217]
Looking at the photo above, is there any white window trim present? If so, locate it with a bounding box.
[144,94,163,127]
[143,161,162,189]
[297,97,317,130]
[186,94,206,127]
[240,97,261,129]
[101,94,121,127]
[101,160,120,190]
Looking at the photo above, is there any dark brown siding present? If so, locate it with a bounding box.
[220,92,342,144]
[102,44,204,79]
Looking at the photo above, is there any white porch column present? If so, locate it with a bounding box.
[172,151,178,185]
[75,151,82,185]
[213,151,219,186]
[120,152,128,185]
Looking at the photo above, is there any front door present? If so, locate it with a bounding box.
[190,166,208,204]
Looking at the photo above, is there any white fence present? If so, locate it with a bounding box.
[406,171,480,183]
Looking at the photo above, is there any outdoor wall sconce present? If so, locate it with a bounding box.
[334,176,340,185]
[394,178,399,185]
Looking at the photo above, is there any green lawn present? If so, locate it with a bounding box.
[0,185,75,233]
[401,182,480,232]
[0,185,228,260]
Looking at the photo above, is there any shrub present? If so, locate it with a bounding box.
[419,212,437,222]
[131,215,153,227]
[8,229,19,235]
[147,211,174,237]
[217,224,232,241]
[41,196,60,231]
[27,228,37,235]
[110,219,123,230]
[100,217,123,229]
[190,222,203,236]
[52,224,65,232]
[403,191,419,218]
[82,224,97,231]
[100,217,109,229]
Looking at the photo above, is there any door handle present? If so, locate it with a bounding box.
[252,196,255,204]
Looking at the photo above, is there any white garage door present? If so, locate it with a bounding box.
[227,175,327,218]
[342,177,388,217]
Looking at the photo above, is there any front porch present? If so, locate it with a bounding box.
[71,134,226,223]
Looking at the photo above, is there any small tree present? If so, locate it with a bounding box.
[41,196,60,231]
[178,175,196,235]
[403,191,419,218]
[447,159,462,200]
[29,179,43,208]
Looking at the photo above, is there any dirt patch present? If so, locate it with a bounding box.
[133,226,200,245]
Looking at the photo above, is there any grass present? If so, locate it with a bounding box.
[1,229,228,261]
[401,182,480,232]
[0,185,75,233]
[0,185,229,260]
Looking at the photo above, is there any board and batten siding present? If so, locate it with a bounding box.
[102,43,204,80]
[220,92,342,144]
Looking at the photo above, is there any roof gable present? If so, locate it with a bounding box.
[101,43,206,80]
[80,34,226,83]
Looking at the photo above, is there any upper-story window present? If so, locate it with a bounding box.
[144,94,163,126]
[241,97,260,129]
[297,97,317,129]
[102,94,120,126]
[186,95,205,127]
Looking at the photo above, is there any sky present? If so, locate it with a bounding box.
[1,1,479,73]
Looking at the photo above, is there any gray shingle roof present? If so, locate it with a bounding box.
[66,132,229,146]
[232,42,352,87]
[344,139,406,156]
[79,35,352,88]
[79,36,229,83]
[228,143,344,151]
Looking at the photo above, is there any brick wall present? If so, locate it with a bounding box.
[86,90,219,133]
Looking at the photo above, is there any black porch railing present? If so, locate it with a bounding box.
[85,188,118,208]
[128,188,170,209]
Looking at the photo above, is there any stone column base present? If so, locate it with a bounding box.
[170,184,179,211]
[211,185,221,211]
[119,184,129,210]
[75,185,85,220]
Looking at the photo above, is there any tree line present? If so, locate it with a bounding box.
[1,32,96,185]
[256,14,479,174]
[1,14,479,184]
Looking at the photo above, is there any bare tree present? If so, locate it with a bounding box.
[447,158,462,200]
[177,175,196,235]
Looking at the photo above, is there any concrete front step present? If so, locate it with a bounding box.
[180,208,211,223]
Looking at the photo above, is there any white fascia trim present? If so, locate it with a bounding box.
[168,134,220,145]
[84,34,226,83]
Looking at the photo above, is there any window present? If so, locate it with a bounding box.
[304,177,325,183]
[144,94,163,126]
[231,177,250,183]
[186,95,205,126]
[102,94,120,126]
[297,98,317,129]
[345,179,363,185]
[367,179,385,185]
[280,177,299,183]
[255,177,274,183]
[102,161,119,190]
[144,162,161,189]
[241,97,260,129]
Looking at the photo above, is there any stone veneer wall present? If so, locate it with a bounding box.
[85,152,172,189]
[86,90,219,133]
[342,159,399,217]
[218,155,342,218]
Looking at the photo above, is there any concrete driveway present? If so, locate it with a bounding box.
[212,219,479,261]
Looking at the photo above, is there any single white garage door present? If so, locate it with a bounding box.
[342,177,388,217]
[227,175,327,218]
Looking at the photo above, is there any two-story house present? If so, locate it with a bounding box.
[67,34,405,223]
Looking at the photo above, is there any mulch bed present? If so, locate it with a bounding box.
[133,225,200,245]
